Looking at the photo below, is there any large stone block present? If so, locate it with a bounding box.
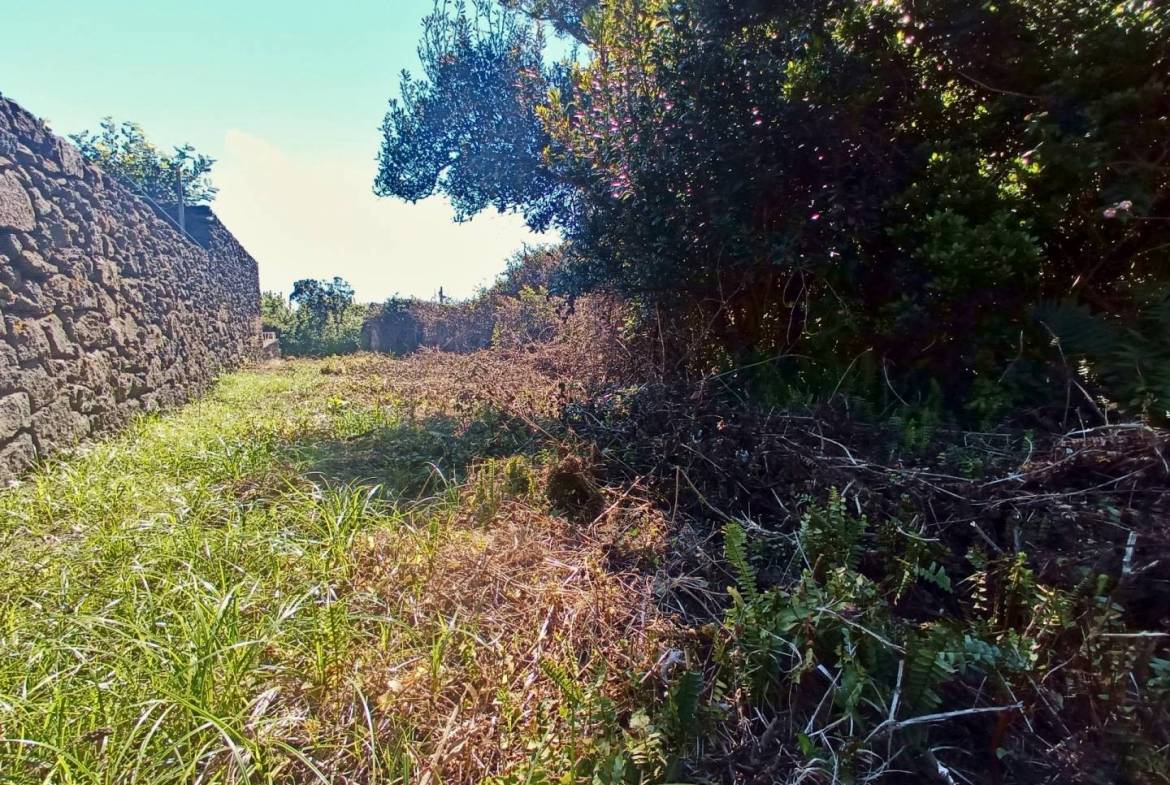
[71,311,114,348]
[31,399,88,454]
[8,317,52,361]
[15,249,55,279]
[10,278,52,317]
[52,248,92,279]
[0,391,31,440]
[0,342,18,392]
[17,366,57,410]
[56,139,85,178]
[39,314,78,358]
[94,258,120,288]
[0,169,35,231]
[0,433,35,483]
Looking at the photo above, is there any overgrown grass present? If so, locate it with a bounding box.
[4,352,1165,784]
[0,366,399,782]
[0,360,669,784]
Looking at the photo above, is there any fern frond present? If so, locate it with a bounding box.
[666,670,703,743]
[1035,295,1170,418]
[723,521,759,602]
[798,489,866,572]
[904,626,955,713]
[540,657,584,706]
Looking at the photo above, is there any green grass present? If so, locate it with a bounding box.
[0,358,682,785]
[0,364,455,783]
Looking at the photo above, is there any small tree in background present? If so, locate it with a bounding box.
[274,278,367,357]
[260,292,294,337]
[71,118,217,205]
[290,278,356,329]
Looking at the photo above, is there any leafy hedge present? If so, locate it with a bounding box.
[377,0,1170,421]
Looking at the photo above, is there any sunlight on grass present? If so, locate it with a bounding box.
[0,358,670,785]
[0,363,424,783]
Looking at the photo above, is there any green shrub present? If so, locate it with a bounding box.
[263,280,369,357]
[378,0,1170,417]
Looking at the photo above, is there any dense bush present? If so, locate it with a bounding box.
[262,278,368,357]
[377,0,1170,421]
[362,296,495,354]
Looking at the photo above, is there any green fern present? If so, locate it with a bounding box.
[1150,658,1170,700]
[904,626,955,713]
[1036,293,1170,420]
[723,521,759,602]
[540,657,584,706]
[665,670,703,744]
[623,710,667,771]
[916,561,953,593]
[798,489,866,572]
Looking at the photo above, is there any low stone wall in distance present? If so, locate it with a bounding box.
[0,94,261,482]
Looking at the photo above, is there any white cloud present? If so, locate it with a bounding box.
[212,130,553,302]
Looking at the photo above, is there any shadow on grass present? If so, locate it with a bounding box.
[280,407,545,500]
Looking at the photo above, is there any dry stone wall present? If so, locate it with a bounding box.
[0,94,261,482]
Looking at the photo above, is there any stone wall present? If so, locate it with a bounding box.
[0,94,261,482]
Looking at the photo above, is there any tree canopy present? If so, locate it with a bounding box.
[499,0,594,42]
[376,0,1170,418]
[373,0,575,230]
[71,118,217,205]
[261,279,366,357]
[290,277,356,327]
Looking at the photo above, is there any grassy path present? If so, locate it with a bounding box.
[0,358,670,784]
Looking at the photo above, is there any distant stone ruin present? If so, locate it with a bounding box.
[0,94,261,482]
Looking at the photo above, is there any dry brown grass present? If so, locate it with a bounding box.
[247,352,687,783]
[347,500,674,783]
[314,350,566,421]
[244,350,1170,784]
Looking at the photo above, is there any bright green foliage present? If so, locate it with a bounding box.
[496,656,669,785]
[662,670,702,748]
[71,117,217,204]
[260,289,294,333]
[722,520,758,603]
[0,362,663,784]
[797,487,866,572]
[468,455,536,522]
[713,493,1170,781]
[291,277,356,327]
[0,369,405,783]
[266,278,368,357]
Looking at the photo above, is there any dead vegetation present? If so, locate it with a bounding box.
[297,347,1169,784]
[348,499,673,783]
[21,343,1157,783]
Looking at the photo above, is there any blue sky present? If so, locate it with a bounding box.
[0,0,555,301]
